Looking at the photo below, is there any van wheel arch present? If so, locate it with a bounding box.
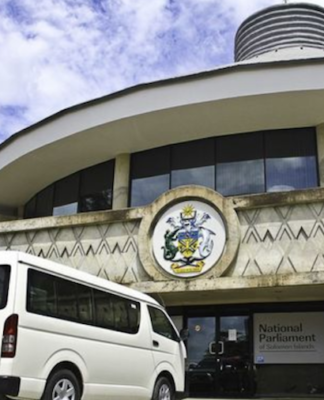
[152,372,175,400]
[44,362,83,399]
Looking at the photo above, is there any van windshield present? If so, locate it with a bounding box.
[0,266,10,309]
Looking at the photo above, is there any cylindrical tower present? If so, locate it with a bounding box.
[235,3,324,62]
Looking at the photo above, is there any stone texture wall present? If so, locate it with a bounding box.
[1,189,324,289]
[233,203,324,277]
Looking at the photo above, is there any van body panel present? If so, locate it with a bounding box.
[0,251,186,400]
[17,377,45,399]
[83,383,150,400]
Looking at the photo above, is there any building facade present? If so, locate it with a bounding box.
[1,3,324,398]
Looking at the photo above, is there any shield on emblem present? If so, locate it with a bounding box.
[178,229,199,259]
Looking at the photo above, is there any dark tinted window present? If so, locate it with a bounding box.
[148,306,179,341]
[265,128,318,192]
[24,160,115,218]
[56,279,78,320]
[171,139,215,189]
[216,133,264,196]
[77,285,93,324]
[35,185,54,217]
[94,289,140,333]
[79,161,114,212]
[0,266,10,309]
[53,173,80,216]
[27,269,56,315]
[94,290,115,329]
[27,269,140,334]
[130,147,170,207]
[130,127,318,206]
[24,197,36,219]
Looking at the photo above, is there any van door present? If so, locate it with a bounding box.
[147,306,186,392]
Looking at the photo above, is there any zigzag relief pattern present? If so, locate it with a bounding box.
[233,203,324,277]
[0,221,149,284]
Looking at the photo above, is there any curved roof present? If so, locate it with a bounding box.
[1,57,324,209]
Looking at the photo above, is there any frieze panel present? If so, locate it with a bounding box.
[0,199,324,284]
[234,203,324,277]
[0,220,148,284]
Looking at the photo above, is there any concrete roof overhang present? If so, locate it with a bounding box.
[1,58,324,208]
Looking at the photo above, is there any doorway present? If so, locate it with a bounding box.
[187,315,255,398]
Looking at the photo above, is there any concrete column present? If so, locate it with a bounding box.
[316,125,324,187]
[112,153,131,210]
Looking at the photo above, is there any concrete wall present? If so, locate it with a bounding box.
[1,187,324,305]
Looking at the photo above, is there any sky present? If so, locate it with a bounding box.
[1,0,324,143]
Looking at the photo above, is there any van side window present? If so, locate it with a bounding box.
[27,269,56,316]
[94,290,115,329]
[27,269,141,334]
[56,279,78,321]
[148,306,179,341]
[0,265,10,310]
[77,284,93,324]
[93,289,140,333]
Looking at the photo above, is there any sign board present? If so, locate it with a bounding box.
[254,312,324,364]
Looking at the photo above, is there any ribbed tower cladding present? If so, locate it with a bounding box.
[235,2,324,62]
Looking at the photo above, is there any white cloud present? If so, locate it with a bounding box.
[0,0,323,141]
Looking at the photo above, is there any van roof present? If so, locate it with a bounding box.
[0,251,159,306]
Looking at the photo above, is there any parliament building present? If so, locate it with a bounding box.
[1,3,324,398]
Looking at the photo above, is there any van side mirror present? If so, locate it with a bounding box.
[180,328,189,341]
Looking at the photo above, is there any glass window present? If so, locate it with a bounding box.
[94,290,115,329]
[130,147,170,207]
[27,270,56,316]
[0,266,10,309]
[56,279,78,321]
[24,197,36,219]
[53,203,78,216]
[79,161,114,212]
[94,290,140,333]
[112,296,130,332]
[35,185,54,217]
[148,306,179,341]
[53,173,80,216]
[216,133,264,196]
[265,128,318,192]
[77,285,93,324]
[171,139,215,189]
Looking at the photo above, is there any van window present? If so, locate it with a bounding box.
[0,265,10,309]
[27,269,56,316]
[27,269,141,334]
[148,306,179,341]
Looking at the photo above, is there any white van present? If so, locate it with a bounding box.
[0,251,187,400]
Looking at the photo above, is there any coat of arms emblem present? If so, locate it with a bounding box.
[163,204,215,274]
[152,201,226,278]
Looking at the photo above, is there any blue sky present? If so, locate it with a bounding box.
[1,0,324,142]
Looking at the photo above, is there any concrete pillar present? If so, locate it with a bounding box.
[316,125,324,187]
[112,153,131,210]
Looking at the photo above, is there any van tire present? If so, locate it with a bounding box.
[152,377,175,400]
[42,369,80,400]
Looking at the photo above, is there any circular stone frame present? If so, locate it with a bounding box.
[138,185,240,281]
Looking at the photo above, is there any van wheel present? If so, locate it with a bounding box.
[152,377,174,400]
[42,369,80,400]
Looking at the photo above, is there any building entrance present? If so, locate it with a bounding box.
[187,315,254,398]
